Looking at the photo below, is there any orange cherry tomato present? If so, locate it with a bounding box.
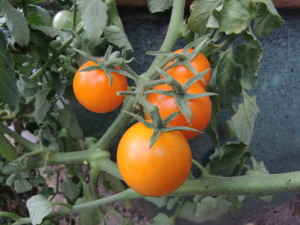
[117,122,192,196]
[164,49,212,88]
[73,60,127,113]
[145,78,212,140]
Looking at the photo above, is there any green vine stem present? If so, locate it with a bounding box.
[29,24,84,81]
[145,0,186,79]
[0,122,40,152]
[72,0,78,32]
[192,159,208,178]
[12,171,300,224]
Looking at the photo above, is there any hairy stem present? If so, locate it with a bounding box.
[16,171,300,223]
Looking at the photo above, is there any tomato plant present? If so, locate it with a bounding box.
[0,0,288,224]
[145,78,212,140]
[73,60,127,113]
[52,10,80,30]
[163,49,212,88]
[117,122,192,196]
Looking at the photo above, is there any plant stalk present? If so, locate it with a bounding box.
[15,171,300,224]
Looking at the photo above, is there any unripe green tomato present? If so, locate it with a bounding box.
[52,10,80,30]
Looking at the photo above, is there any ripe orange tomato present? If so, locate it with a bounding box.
[164,49,211,88]
[117,122,192,196]
[145,78,212,140]
[73,60,127,113]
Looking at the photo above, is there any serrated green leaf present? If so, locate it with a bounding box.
[77,0,108,43]
[0,131,17,162]
[187,0,222,34]
[209,142,248,176]
[31,25,60,38]
[147,0,173,13]
[229,91,259,145]
[213,0,257,34]
[104,25,132,51]
[62,178,80,203]
[14,178,32,193]
[212,48,243,109]
[26,195,52,225]
[236,32,263,90]
[0,30,19,111]
[34,89,51,124]
[147,213,174,225]
[59,106,83,139]
[1,0,30,46]
[180,197,231,223]
[253,0,283,37]
[75,180,100,225]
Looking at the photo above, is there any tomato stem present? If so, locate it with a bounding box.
[0,122,40,152]
[72,0,78,32]
[192,159,208,178]
[145,0,186,79]
[16,171,300,223]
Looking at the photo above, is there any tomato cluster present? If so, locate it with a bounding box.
[118,49,212,196]
[73,49,212,196]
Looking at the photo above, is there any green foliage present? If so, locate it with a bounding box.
[213,0,257,34]
[0,30,19,111]
[188,0,222,34]
[210,47,243,109]
[104,25,133,51]
[77,0,108,43]
[26,195,52,225]
[147,0,173,13]
[253,0,284,37]
[0,0,30,46]
[180,196,231,223]
[235,32,263,90]
[75,179,100,225]
[227,91,259,145]
[208,142,248,176]
[0,131,17,162]
[34,89,51,125]
[62,178,81,203]
[147,213,174,225]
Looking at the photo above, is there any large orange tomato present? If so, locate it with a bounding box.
[73,60,127,113]
[164,49,211,88]
[117,122,192,196]
[145,78,212,140]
